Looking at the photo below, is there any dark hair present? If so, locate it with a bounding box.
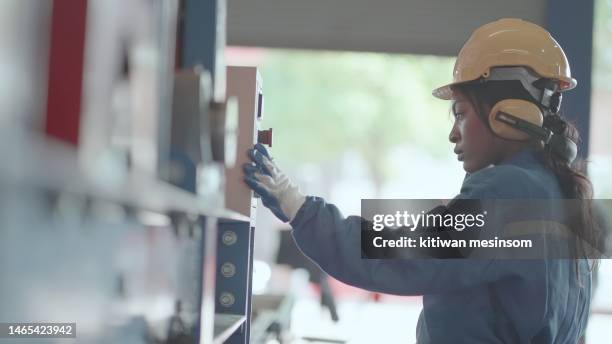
[454,81,602,266]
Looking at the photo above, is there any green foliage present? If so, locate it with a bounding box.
[257,49,455,183]
[594,0,612,91]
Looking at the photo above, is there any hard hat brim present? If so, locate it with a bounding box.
[432,76,577,101]
[432,83,458,100]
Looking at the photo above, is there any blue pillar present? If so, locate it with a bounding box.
[547,0,595,159]
[180,0,226,102]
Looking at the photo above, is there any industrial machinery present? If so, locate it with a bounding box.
[0,0,262,343]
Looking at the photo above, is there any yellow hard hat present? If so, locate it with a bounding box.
[432,18,577,100]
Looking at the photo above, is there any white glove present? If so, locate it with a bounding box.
[243,143,306,222]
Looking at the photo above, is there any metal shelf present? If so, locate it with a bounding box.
[0,129,250,222]
[213,313,246,344]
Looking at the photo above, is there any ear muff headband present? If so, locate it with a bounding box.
[494,111,552,142]
[491,107,577,163]
[488,99,544,141]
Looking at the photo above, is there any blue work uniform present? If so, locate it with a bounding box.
[289,149,592,343]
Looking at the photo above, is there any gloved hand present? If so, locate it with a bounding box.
[243,143,306,222]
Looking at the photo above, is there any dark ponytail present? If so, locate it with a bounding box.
[541,114,588,198]
[540,115,602,262]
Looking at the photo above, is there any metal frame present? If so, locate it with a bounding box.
[216,220,255,344]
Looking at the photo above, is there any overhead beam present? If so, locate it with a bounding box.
[227,0,546,56]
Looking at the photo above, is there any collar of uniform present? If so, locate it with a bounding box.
[500,148,541,167]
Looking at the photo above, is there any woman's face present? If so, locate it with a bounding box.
[448,92,502,173]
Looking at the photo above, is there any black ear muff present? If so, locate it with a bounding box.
[547,134,578,164]
[489,99,544,140]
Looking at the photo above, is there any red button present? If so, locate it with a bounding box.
[258,128,273,147]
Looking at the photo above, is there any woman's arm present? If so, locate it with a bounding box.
[289,196,518,295]
[244,144,542,295]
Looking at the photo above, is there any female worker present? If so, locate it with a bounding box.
[243,18,599,343]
